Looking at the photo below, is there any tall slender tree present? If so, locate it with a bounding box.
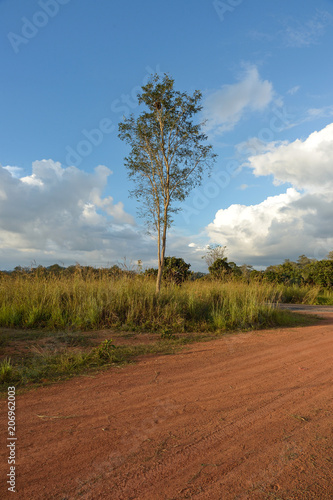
[118,73,216,292]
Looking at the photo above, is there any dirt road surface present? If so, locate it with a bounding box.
[1,307,333,499]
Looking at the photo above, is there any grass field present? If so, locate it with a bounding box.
[0,271,331,391]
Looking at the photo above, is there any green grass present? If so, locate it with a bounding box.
[0,272,328,392]
[316,288,333,305]
[0,357,13,383]
[277,283,333,305]
[0,335,188,392]
[0,311,317,394]
[0,272,290,332]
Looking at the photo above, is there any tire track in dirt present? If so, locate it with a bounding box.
[72,313,333,499]
[0,309,332,499]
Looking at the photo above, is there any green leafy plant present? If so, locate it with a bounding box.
[93,339,116,361]
[0,357,13,383]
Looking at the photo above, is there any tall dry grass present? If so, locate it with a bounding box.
[1,272,325,389]
[0,271,291,331]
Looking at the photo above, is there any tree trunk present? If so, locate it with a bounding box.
[156,264,163,294]
[156,216,162,293]
[155,213,168,294]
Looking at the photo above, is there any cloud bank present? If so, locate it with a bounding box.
[0,159,219,271]
[2,122,333,270]
[0,160,153,269]
[206,123,333,265]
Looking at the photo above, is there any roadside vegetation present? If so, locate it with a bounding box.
[1,253,332,392]
[0,266,320,332]
[0,331,186,392]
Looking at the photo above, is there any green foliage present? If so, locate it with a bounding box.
[144,256,191,284]
[208,258,232,280]
[118,74,216,223]
[144,267,158,278]
[249,269,264,281]
[188,271,207,281]
[0,264,136,281]
[277,284,321,304]
[202,245,227,267]
[203,246,242,280]
[45,264,65,276]
[263,256,333,288]
[307,260,333,287]
[162,256,191,284]
[118,73,216,292]
[93,339,116,361]
[0,357,13,383]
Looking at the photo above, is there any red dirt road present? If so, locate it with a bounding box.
[1,308,333,499]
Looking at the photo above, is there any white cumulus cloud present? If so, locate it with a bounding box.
[206,123,333,265]
[206,189,303,259]
[0,160,140,268]
[248,122,333,192]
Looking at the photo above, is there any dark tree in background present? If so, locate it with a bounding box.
[144,256,191,285]
[208,257,232,280]
[163,256,191,285]
[118,73,216,293]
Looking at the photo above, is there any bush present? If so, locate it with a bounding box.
[144,256,191,285]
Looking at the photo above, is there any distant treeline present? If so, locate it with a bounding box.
[0,264,128,279]
[258,256,333,288]
[1,254,333,288]
[203,254,333,288]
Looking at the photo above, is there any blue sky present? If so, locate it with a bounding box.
[1,0,333,271]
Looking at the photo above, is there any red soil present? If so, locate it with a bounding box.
[1,307,333,499]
